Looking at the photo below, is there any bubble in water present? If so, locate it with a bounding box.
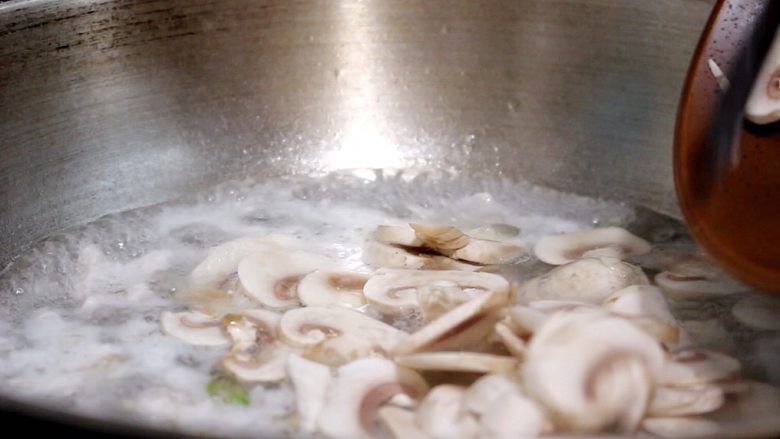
[13,287,23,296]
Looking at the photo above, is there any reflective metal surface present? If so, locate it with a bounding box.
[0,0,714,271]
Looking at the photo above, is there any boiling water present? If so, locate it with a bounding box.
[0,170,776,437]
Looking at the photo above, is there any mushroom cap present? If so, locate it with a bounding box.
[317,357,429,439]
[362,240,480,271]
[362,269,510,317]
[278,306,404,352]
[648,385,725,417]
[297,270,369,309]
[237,249,336,309]
[287,353,332,433]
[731,294,780,331]
[519,257,649,304]
[533,227,651,265]
[160,311,228,346]
[395,352,519,374]
[659,349,741,386]
[392,292,508,355]
[415,385,479,439]
[523,308,664,432]
[189,235,300,287]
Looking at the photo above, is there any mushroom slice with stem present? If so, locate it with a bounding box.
[506,305,550,337]
[221,309,289,383]
[731,294,780,331]
[654,255,749,300]
[395,352,519,374]
[362,269,510,318]
[533,227,651,265]
[415,385,479,439]
[297,270,370,309]
[287,354,332,434]
[278,306,404,353]
[237,249,336,309]
[659,349,741,386]
[392,292,508,355]
[160,311,228,346]
[648,385,725,417]
[519,257,649,304]
[317,357,429,439]
[409,223,470,251]
[377,406,428,439]
[304,333,392,367]
[189,235,300,287]
[523,308,664,433]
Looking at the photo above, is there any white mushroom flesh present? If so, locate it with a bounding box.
[745,29,780,124]
[648,385,725,417]
[659,349,741,386]
[523,308,663,432]
[377,406,428,439]
[160,311,228,346]
[533,226,651,265]
[410,223,470,251]
[362,269,510,318]
[317,358,429,439]
[480,392,550,439]
[519,257,649,304]
[395,352,519,374]
[415,384,479,439]
[654,256,748,300]
[237,249,336,309]
[287,353,332,433]
[731,294,780,331]
[297,270,369,309]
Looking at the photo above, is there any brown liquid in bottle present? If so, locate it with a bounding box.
[676,0,780,293]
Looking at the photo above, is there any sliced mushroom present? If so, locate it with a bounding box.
[410,223,470,251]
[659,349,741,386]
[602,285,676,324]
[304,333,391,367]
[392,292,508,355]
[362,240,480,271]
[395,352,519,374]
[679,319,733,352]
[221,309,289,382]
[317,357,429,439]
[494,322,527,359]
[706,380,780,428]
[745,30,780,124]
[533,227,651,265]
[648,385,725,417]
[445,238,526,265]
[480,392,550,439]
[189,235,300,287]
[362,269,510,318]
[506,305,550,337]
[462,373,523,417]
[176,285,257,317]
[237,249,336,309]
[297,270,369,309]
[641,416,721,438]
[519,257,649,304]
[377,406,428,439]
[374,224,424,247]
[732,294,780,331]
[160,311,228,346]
[415,385,479,439]
[523,308,664,433]
[287,353,332,433]
[222,346,289,383]
[278,306,404,353]
[655,256,748,300]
